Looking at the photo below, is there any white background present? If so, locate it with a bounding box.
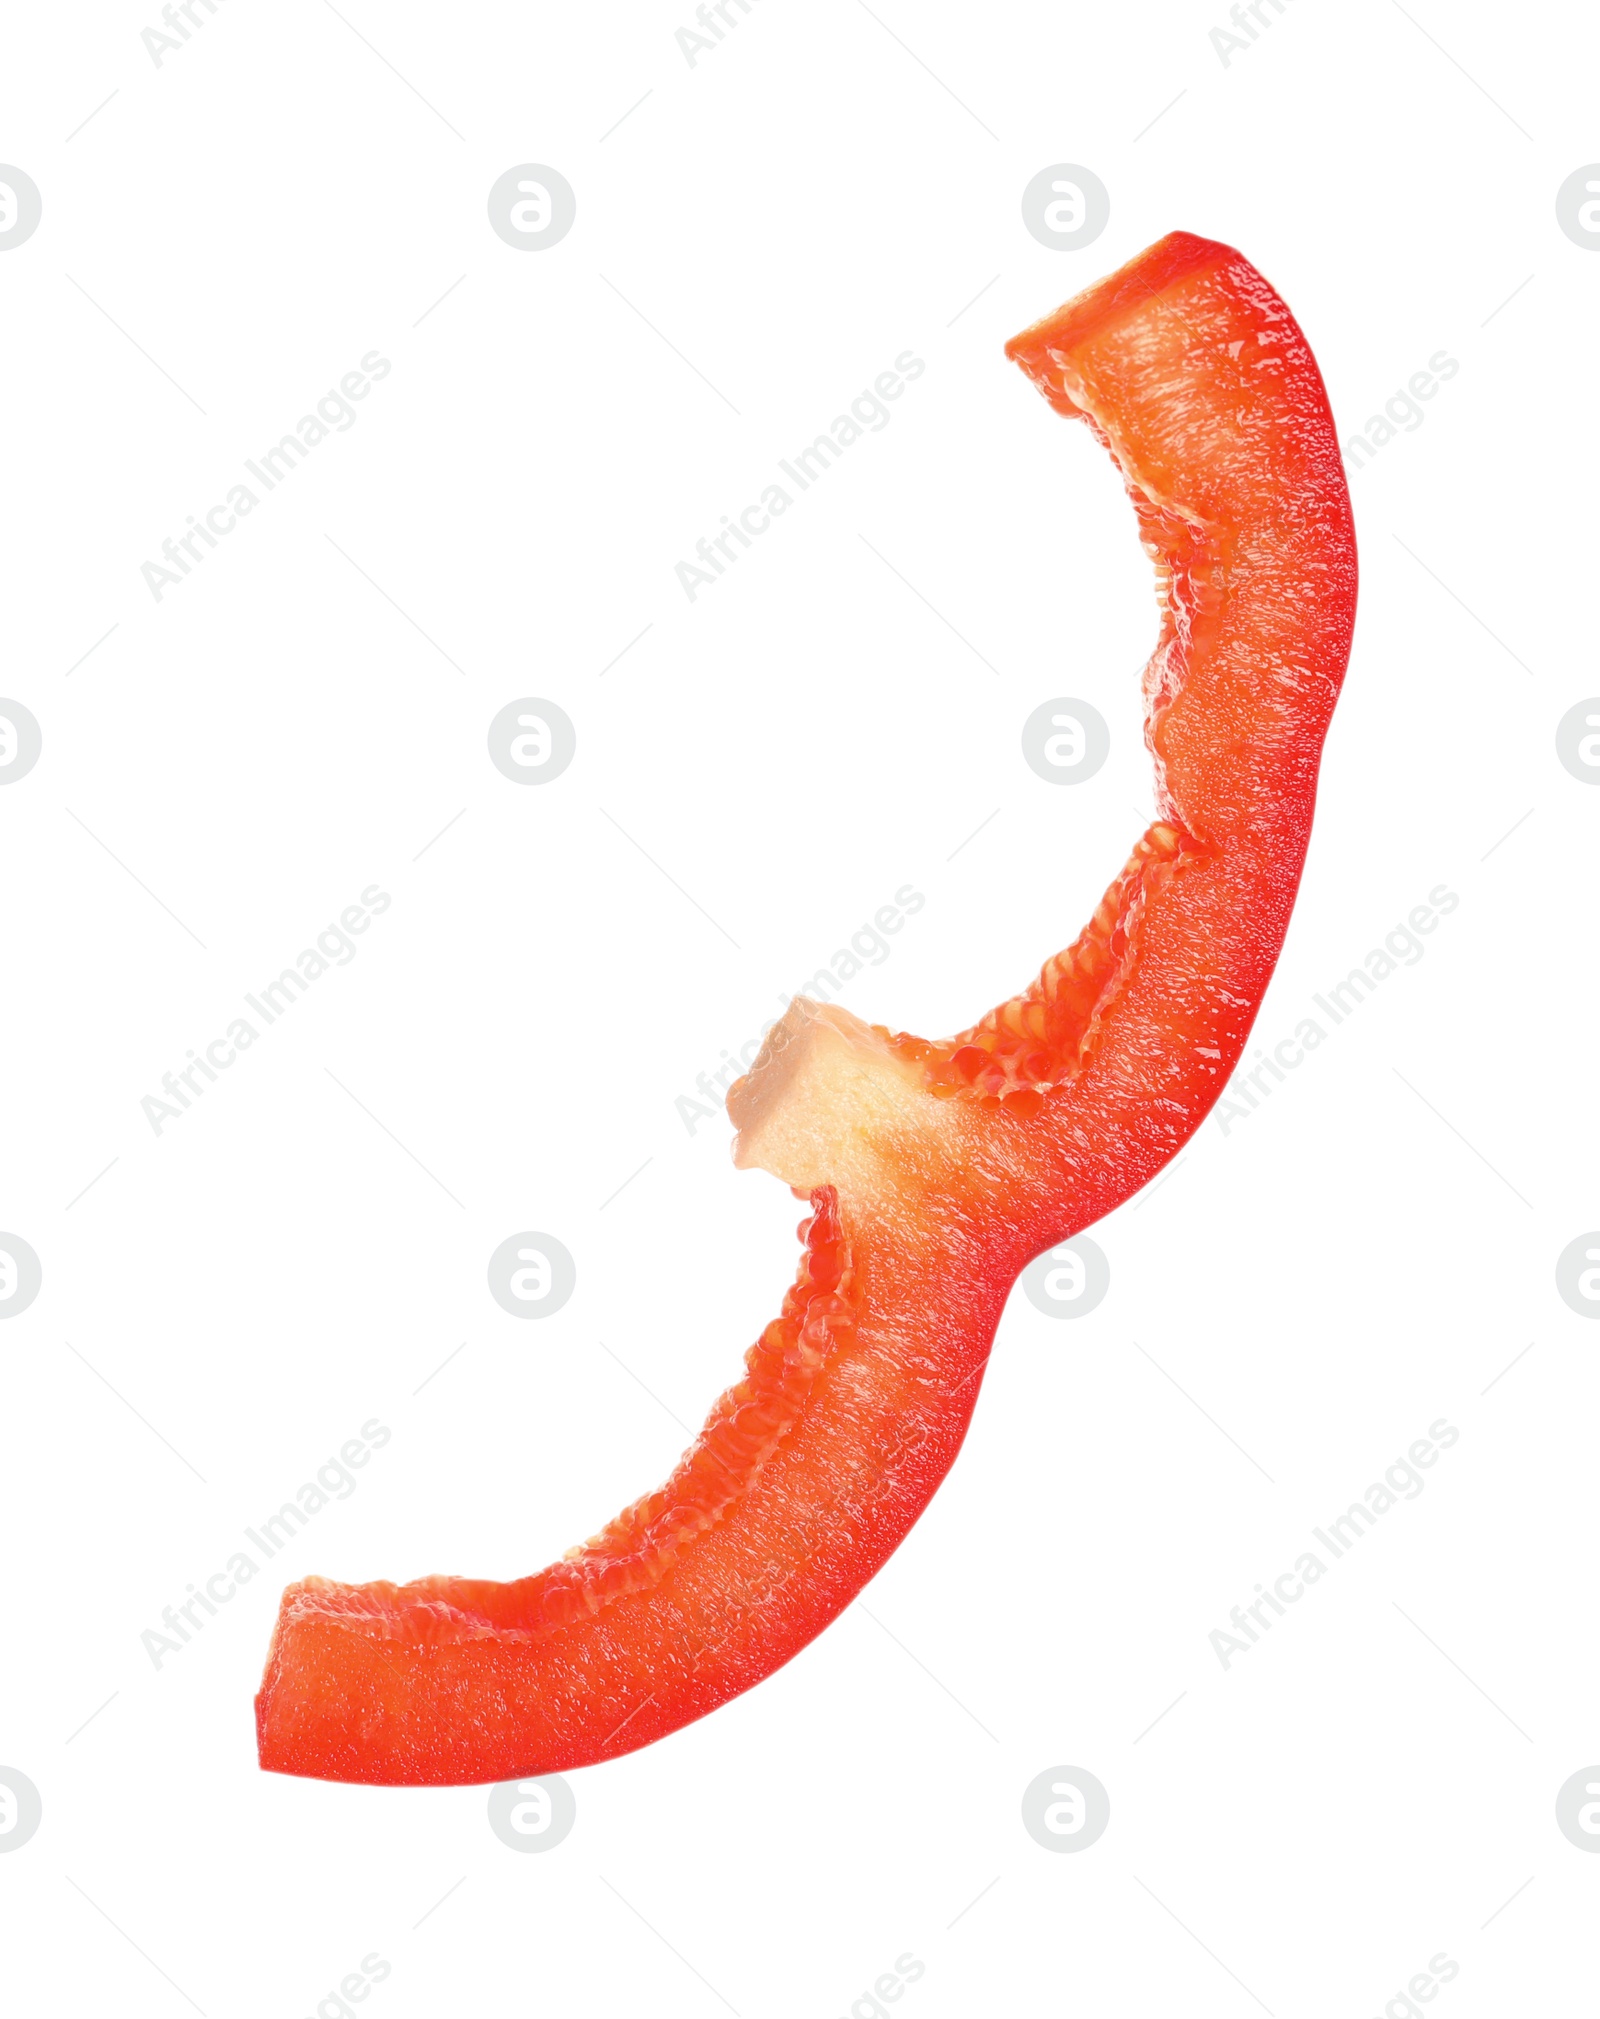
[2,1,1597,2013]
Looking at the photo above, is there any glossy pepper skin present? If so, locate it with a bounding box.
[257,231,1357,1785]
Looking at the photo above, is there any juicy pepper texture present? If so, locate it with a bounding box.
[257,231,1357,1784]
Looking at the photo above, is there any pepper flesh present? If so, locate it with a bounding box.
[257,231,1357,1785]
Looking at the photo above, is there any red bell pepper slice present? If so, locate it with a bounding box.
[257,230,1356,1784]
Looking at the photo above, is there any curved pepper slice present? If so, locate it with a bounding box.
[257,230,1357,1784]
